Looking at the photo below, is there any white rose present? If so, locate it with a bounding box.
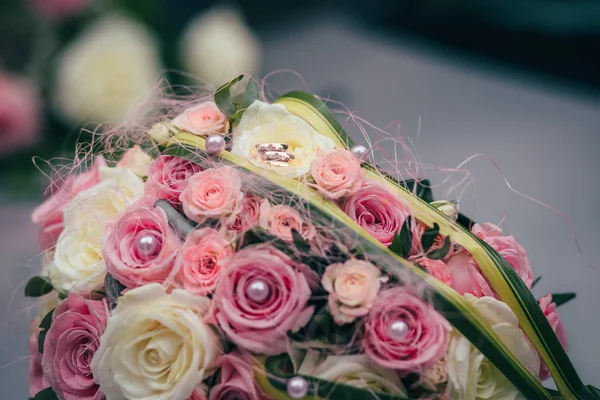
[55,14,161,124]
[231,100,335,178]
[447,294,541,400]
[91,283,221,400]
[117,145,153,176]
[298,350,407,396]
[48,167,144,293]
[180,7,260,86]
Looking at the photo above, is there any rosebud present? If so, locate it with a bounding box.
[430,200,458,220]
[147,121,172,144]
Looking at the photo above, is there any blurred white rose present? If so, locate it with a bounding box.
[55,14,161,124]
[48,167,144,293]
[180,7,261,87]
[447,294,540,400]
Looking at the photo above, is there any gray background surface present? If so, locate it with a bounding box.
[2,15,599,397]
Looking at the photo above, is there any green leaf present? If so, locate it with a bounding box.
[214,75,243,117]
[214,75,259,120]
[164,139,553,400]
[263,354,413,400]
[38,308,54,354]
[421,223,440,253]
[532,276,542,289]
[104,273,126,306]
[291,229,311,254]
[551,292,576,308]
[427,236,452,260]
[29,386,59,400]
[24,276,54,298]
[388,216,413,259]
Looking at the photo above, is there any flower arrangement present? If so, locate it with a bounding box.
[27,76,598,400]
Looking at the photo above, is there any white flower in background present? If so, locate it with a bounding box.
[55,14,161,124]
[180,7,261,87]
[231,100,335,178]
[48,167,144,293]
[298,350,407,396]
[91,283,221,400]
[447,294,540,400]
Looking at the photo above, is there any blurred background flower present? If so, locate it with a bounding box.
[54,14,161,124]
[180,7,261,87]
[0,72,40,156]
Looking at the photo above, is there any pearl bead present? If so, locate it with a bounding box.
[246,279,270,303]
[351,144,369,161]
[205,134,225,155]
[287,376,309,399]
[389,320,409,340]
[136,233,160,261]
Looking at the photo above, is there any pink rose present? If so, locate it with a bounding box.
[209,350,270,400]
[259,200,316,242]
[28,0,91,20]
[310,149,365,200]
[103,202,181,288]
[145,155,203,206]
[222,194,261,234]
[472,223,533,288]
[209,245,314,355]
[538,294,568,380]
[170,228,233,296]
[416,258,453,286]
[31,156,106,251]
[41,294,109,400]
[445,251,495,298]
[322,259,388,324]
[343,180,417,247]
[0,72,40,155]
[180,166,244,222]
[29,319,50,397]
[188,385,208,400]
[363,287,450,371]
[172,101,230,136]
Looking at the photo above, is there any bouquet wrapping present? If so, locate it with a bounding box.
[26,76,599,400]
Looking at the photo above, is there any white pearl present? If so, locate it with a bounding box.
[205,134,225,155]
[246,279,270,303]
[287,376,309,399]
[350,144,369,161]
[389,320,409,340]
[136,233,160,261]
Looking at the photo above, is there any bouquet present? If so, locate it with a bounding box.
[27,76,599,400]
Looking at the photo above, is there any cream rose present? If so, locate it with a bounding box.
[447,294,540,400]
[231,101,335,178]
[48,167,144,293]
[117,145,153,176]
[321,259,388,324]
[298,350,406,396]
[91,283,221,400]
